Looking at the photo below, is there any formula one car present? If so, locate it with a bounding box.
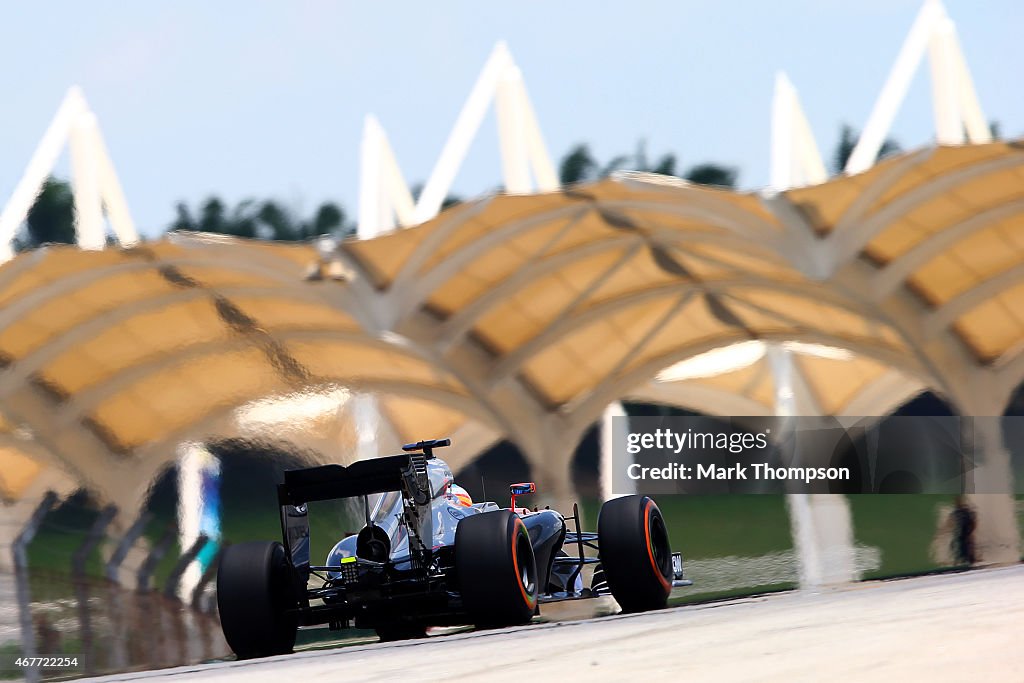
[216,438,691,658]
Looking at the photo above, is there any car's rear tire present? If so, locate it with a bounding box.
[455,510,538,628]
[598,495,673,613]
[216,541,298,658]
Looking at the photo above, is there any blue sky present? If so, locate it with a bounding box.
[1,1,1021,236]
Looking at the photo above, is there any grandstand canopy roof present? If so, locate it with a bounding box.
[2,140,1023,507]
[0,236,476,506]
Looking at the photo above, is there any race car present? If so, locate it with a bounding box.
[216,438,691,658]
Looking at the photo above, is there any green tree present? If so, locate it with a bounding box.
[685,163,738,188]
[833,124,901,175]
[558,144,600,185]
[168,197,352,240]
[169,201,196,233]
[558,140,737,188]
[409,183,462,211]
[625,139,679,178]
[18,177,76,249]
[651,153,678,177]
[310,203,344,234]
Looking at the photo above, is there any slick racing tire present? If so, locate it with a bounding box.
[217,541,298,658]
[598,495,673,613]
[455,509,538,627]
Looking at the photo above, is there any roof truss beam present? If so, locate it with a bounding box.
[872,195,1024,298]
[488,276,890,386]
[435,229,774,351]
[830,152,1024,266]
[924,262,1024,337]
[389,197,787,327]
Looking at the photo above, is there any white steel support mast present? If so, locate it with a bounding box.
[845,0,991,175]
[770,71,828,191]
[773,0,992,185]
[0,86,138,262]
[357,41,559,236]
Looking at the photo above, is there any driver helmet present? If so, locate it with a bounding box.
[449,483,473,507]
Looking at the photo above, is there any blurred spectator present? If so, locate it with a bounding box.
[950,496,977,566]
[35,613,61,653]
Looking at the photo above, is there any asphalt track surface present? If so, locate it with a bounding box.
[84,565,1023,682]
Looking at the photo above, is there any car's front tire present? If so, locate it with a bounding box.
[598,495,673,613]
[455,510,538,628]
[216,541,298,658]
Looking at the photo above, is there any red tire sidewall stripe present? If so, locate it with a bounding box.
[510,517,537,609]
[644,499,672,592]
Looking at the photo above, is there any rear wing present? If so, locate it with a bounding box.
[278,454,424,506]
[276,438,450,581]
[278,438,451,506]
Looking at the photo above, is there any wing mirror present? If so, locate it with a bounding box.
[509,482,536,509]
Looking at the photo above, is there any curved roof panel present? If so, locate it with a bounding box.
[3,141,1023,506]
[0,447,44,502]
[787,140,1024,364]
[0,234,478,504]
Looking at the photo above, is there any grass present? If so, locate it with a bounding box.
[0,642,21,681]
[582,495,793,559]
[651,495,794,558]
[848,494,948,578]
[25,497,106,582]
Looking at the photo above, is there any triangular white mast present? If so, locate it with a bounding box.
[770,71,828,191]
[358,42,558,237]
[0,86,138,261]
[845,0,991,175]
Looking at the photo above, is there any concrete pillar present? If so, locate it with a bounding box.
[966,415,1020,564]
[353,394,382,462]
[517,417,585,516]
[600,401,634,501]
[968,493,1020,564]
[769,346,858,588]
[786,493,858,587]
[528,453,577,515]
